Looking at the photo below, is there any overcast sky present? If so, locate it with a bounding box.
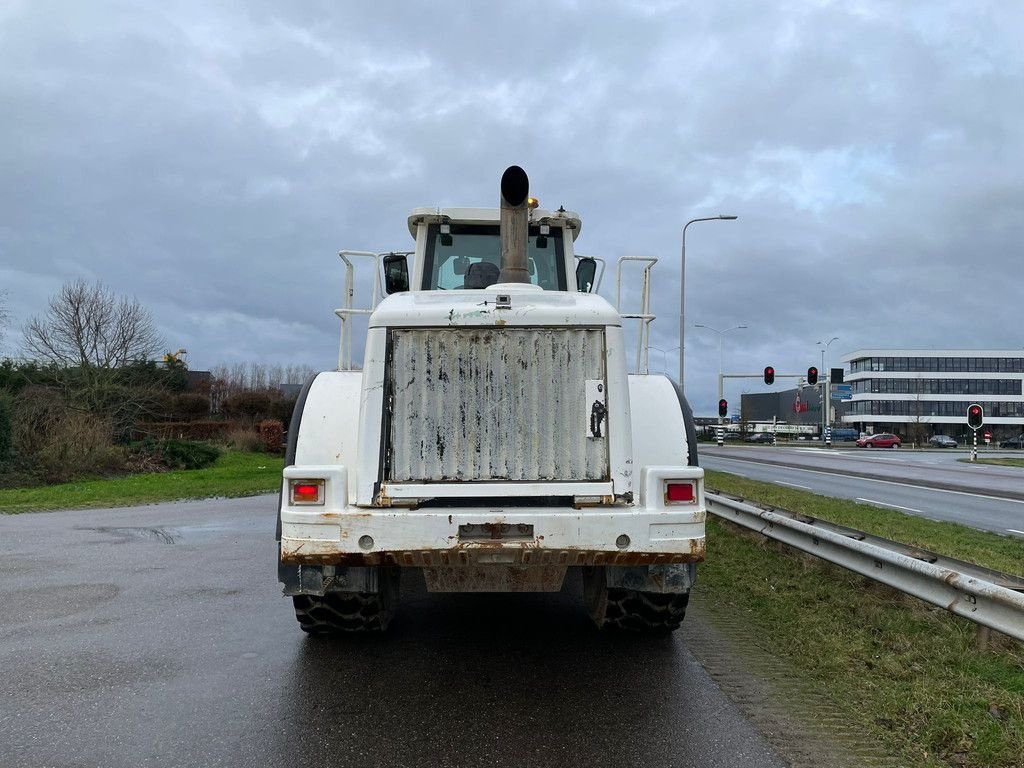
[1,1,1021,414]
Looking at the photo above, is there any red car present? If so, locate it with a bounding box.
[856,433,901,449]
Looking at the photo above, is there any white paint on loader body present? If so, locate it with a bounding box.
[281,328,704,568]
[280,205,704,585]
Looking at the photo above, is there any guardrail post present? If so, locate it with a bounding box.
[975,624,991,651]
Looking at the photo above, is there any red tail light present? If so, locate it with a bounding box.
[666,482,695,503]
[291,481,323,504]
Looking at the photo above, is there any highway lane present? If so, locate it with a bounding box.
[0,496,796,768]
[700,449,1024,538]
[702,445,1024,500]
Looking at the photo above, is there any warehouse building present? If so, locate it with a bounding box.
[739,386,850,438]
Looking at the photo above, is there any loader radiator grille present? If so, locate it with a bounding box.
[385,327,609,483]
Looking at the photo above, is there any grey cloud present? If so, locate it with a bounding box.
[0,1,1021,415]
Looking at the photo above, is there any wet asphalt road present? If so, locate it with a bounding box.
[1,496,786,768]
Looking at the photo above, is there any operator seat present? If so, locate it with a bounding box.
[463,261,501,289]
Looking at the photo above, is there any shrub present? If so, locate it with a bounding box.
[258,419,284,454]
[160,439,221,470]
[172,393,211,421]
[0,393,13,467]
[133,421,234,441]
[129,439,220,471]
[226,428,263,453]
[9,389,124,483]
[222,391,276,427]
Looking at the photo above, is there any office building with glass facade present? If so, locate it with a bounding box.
[841,349,1024,439]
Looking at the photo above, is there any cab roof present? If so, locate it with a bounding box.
[407,207,582,240]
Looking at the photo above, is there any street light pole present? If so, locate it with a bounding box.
[679,215,738,394]
[817,336,839,443]
[695,323,747,442]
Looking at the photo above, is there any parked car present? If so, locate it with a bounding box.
[745,432,774,443]
[856,433,902,449]
[830,428,859,442]
[927,435,957,448]
[1000,434,1024,449]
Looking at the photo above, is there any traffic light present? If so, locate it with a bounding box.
[967,403,984,430]
[718,399,728,418]
[807,366,818,386]
[763,366,775,386]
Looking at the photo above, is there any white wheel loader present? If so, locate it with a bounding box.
[278,166,705,633]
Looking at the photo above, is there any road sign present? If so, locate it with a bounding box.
[830,383,852,401]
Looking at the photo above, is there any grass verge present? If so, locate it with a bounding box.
[961,458,1024,469]
[0,451,283,513]
[701,469,1024,768]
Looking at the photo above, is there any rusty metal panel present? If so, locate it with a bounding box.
[422,565,567,592]
[387,327,608,482]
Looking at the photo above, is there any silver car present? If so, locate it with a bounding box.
[927,435,957,448]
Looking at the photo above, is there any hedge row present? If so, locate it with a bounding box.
[133,421,235,441]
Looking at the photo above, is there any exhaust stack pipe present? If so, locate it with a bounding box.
[498,165,530,284]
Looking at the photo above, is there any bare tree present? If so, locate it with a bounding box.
[249,362,267,389]
[22,280,163,368]
[908,376,929,447]
[0,289,9,354]
[212,361,321,391]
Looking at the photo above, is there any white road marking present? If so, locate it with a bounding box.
[775,481,812,490]
[704,456,1024,505]
[856,498,924,514]
[1008,529,1024,536]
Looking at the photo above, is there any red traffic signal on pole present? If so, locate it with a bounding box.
[967,403,984,430]
[763,366,775,385]
[807,366,818,386]
[718,398,728,418]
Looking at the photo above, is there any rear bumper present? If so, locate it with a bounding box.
[279,465,706,567]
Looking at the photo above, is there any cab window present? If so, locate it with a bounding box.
[422,224,566,290]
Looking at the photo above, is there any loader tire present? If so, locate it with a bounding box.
[292,568,399,634]
[583,567,689,634]
[601,588,689,633]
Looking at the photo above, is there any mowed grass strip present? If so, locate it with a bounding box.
[701,470,1024,768]
[0,451,283,513]
[963,458,1024,469]
[705,469,1024,577]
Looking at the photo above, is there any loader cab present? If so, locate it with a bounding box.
[406,207,583,293]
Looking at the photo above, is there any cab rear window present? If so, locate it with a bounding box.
[421,224,566,291]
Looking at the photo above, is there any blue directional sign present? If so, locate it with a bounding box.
[831,383,853,401]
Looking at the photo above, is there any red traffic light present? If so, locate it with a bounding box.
[763,366,775,386]
[807,366,818,386]
[718,398,728,418]
[967,403,984,430]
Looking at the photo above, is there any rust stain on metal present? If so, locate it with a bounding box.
[280,547,703,567]
[386,327,609,483]
[422,565,567,592]
[573,495,615,509]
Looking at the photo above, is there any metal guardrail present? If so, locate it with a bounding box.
[705,491,1024,642]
